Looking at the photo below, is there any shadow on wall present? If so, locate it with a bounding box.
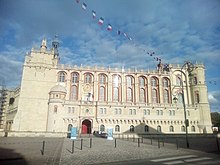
[0,147,28,165]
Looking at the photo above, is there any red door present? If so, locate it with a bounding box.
[82,119,91,134]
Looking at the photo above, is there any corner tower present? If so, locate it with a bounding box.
[190,63,212,133]
[12,38,60,133]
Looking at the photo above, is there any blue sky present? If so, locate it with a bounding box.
[0,0,220,112]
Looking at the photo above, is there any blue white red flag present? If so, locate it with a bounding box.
[98,17,104,25]
[107,24,112,31]
[92,10,96,19]
[82,3,87,10]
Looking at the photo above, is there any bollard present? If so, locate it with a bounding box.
[127,134,129,141]
[162,137,164,147]
[115,138,117,148]
[72,140,75,154]
[216,137,219,151]
[81,139,83,150]
[90,138,92,148]
[133,135,135,142]
[41,141,45,155]
[150,136,153,145]
[138,138,140,147]
[158,138,160,148]
[176,138,179,150]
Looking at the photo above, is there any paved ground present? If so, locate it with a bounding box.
[0,136,219,165]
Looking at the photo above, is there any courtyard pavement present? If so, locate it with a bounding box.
[0,135,220,165]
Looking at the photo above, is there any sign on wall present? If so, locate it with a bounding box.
[107,127,113,140]
[71,127,77,140]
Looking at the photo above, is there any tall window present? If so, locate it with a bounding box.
[100,124,105,132]
[169,125,174,132]
[58,72,66,82]
[191,126,195,132]
[195,91,200,103]
[84,73,93,83]
[139,76,147,103]
[99,86,105,101]
[67,124,73,132]
[115,125,120,132]
[70,85,78,101]
[144,125,149,132]
[99,74,107,101]
[72,72,79,83]
[113,75,121,102]
[163,89,169,103]
[181,125,185,132]
[157,125,161,132]
[162,78,170,104]
[126,76,134,102]
[151,77,159,103]
[130,125,134,132]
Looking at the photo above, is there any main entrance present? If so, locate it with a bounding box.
[81,119,92,134]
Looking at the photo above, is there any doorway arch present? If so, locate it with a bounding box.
[82,119,92,134]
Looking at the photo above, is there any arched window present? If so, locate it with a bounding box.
[139,76,147,103]
[151,77,159,103]
[181,125,185,132]
[169,125,174,132]
[72,72,79,83]
[58,72,66,82]
[67,124,73,132]
[113,75,121,101]
[98,74,107,101]
[100,124,105,132]
[144,125,149,132]
[126,76,134,102]
[130,125,134,132]
[84,73,93,83]
[70,85,78,101]
[191,126,195,132]
[157,125,161,132]
[115,125,120,132]
[162,78,170,104]
[99,74,106,85]
[195,91,200,103]
[99,86,105,101]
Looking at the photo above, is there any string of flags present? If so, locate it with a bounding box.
[74,0,163,65]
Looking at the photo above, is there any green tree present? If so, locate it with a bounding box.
[211,112,220,127]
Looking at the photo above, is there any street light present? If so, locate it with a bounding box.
[173,61,194,148]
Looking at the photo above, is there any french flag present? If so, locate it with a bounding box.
[98,17,104,25]
[92,10,96,19]
[82,3,87,10]
[107,24,112,31]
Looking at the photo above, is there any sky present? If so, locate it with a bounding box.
[0,0,220,112]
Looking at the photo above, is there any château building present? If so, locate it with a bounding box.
[2,39,213,137]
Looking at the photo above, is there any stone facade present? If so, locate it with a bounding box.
[2,39,213,137]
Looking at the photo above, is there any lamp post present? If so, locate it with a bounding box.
[174,61,194,148]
